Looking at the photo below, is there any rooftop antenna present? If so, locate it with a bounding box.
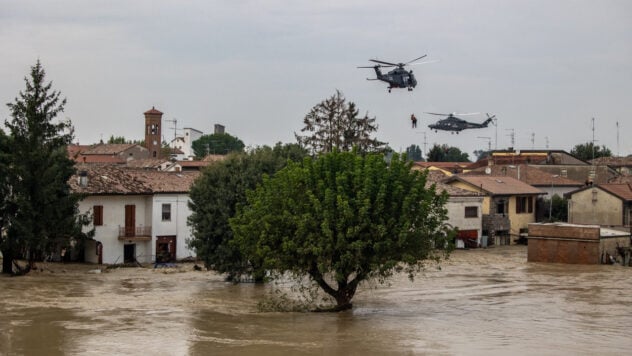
[616,121,620,157]
[416,131,428,158]
[505,128,515,149]
[530,132,535,150]
[545,136,549,149]
[591,117,596,163]
[165,118,180,154]
[478,136,491,151]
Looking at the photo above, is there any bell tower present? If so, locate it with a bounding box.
[144,107,163,158]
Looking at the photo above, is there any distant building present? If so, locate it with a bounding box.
[144,107,163,158]
[68,143,150,164]
[169,127,203,160]
[566,183,632,227]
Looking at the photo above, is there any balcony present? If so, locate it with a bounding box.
[118,226,152,241]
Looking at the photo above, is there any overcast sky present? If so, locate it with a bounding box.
[1,0,631,159]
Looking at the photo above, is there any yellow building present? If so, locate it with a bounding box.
[444,175,545,243]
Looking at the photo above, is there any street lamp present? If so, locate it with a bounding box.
[549,175,559,221]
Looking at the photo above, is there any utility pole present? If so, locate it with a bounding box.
[591,117,596,163]
[545,136,549,149]
[530,132,535,150]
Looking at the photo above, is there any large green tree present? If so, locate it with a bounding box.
[570,142,612,161]
[427,144,470,162]
[1,61,83,274]
[230,150,452,311]
[0,130,11,268]
[188,143,307,280]
[192,132,245,158]
[295,90,385,154]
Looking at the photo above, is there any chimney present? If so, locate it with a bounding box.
[78,171,88,187]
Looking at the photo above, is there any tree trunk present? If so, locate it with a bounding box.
[1,249,13,274]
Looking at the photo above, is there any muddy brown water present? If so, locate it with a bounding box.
[1,246,631,355]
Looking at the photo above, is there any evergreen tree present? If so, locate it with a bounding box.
[405,144,423,161]
[1,61,84,274]
[192,132,245,158]
[295,90,385,155]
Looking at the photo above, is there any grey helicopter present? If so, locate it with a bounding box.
[358,55,430,92]
[426,112,496,134]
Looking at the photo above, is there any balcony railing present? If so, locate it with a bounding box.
[118,226,152,239]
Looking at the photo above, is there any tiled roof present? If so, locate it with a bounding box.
[607,174,632,184]
[597,184,632,201]
[423,170,480,196]
[82,144,141,155]
[125,158,170,169]
[462,164,582,186]
[446,175,545,195]
[590,156,632,167]
[70,165,199,195]
[144,107,163,115]
[203,154,227,162]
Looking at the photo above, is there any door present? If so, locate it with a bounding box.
[156,236,176,263]
[124,205,136,237]
[124,244,136,263]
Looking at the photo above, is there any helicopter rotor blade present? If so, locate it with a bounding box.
[406,55,427,65]
[369,59,398,66]
[408,60,439,66]
[454,112,480,116]
[424,112,449,116]
[357,66,378,68]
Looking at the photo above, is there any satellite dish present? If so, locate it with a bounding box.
[485,167,492,175]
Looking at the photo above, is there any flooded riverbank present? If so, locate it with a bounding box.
[1,246,631,355]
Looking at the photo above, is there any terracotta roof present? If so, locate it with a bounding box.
[597,184,632,201]
[144,107,163,115]
[590,156,632,167]
[445,175,545,196]
[70,165,199,195]
[420,170,480,196]
[607,174,632,184]
[83,143,144,155]
[125,158,170,169]
[67,144,91,159]
[462,164,582,186]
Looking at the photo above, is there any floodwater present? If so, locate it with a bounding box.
[1,246,631,356]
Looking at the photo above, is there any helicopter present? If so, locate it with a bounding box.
[358,55,429,92]
[426,112,496,134]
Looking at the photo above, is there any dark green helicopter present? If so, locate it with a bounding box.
[358,55,430,92]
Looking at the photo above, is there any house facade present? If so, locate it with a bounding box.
[70,165,199,264]
[566,183,632,227]
[445,175,545,243]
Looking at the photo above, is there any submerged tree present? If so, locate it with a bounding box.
[231,150,452,311]
[1,61,83,274]
[295,90,385,155]
[187,143,307,280]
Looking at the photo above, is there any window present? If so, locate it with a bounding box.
[162,203,171,221]
[464,206,478,218]
[93,205,103,226]
[496,199,507,215]
[516,196,534,214]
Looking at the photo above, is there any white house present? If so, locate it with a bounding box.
[423,170,485,248]
[169,127,203,160]
[70,165,199,264]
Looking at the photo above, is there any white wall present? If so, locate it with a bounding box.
[183,128,203,159]
[79,195,153,264]
[446,196,484,241]
[152,194,196,260]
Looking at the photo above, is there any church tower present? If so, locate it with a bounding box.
[144,107,163,158]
